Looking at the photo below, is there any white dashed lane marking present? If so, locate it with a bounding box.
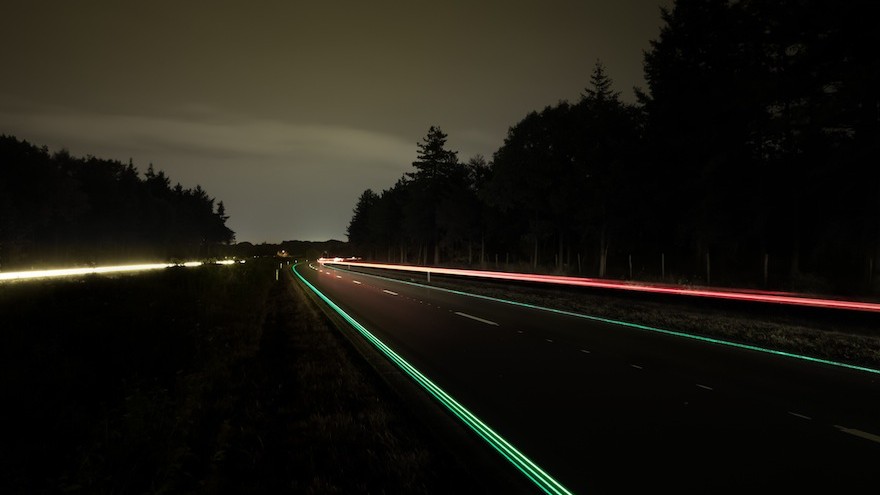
[383,290,399,296]
[454,312,499,326]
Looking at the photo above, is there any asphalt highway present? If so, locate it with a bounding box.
[294,262,880,494]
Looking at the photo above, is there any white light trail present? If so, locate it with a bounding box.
[0,260,243,282]
[0,263,171,281]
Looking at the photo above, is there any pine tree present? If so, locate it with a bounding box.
[581,60,620,103]
[217,201,228,222]
[346,189,378,254]
[409,126,458,182]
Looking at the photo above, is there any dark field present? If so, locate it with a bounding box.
[0,259,480,494]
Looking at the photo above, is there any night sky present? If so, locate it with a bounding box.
[1,1,668,243]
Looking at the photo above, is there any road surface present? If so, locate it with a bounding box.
[294,262,880,494]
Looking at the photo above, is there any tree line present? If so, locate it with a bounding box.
[0,135,234,269]
[347,0,880,295]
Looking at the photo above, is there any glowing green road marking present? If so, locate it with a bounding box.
[330,265,880,376]
[292,263,574,495]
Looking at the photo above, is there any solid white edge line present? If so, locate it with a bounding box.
[454,311,499,326]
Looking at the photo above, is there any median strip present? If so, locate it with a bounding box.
[454,312,499,326]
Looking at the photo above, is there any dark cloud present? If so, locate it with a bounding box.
[0,0,668,241]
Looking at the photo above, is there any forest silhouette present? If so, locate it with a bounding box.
[346,0,880,295]
[0,135,234,269]
[2,0,877,295]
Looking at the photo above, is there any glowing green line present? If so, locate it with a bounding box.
[330,265,880,376]
[292,263,575,495]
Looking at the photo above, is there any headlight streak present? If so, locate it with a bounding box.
[321,261,880,314]
[0,263,173,281]
[328,264,880,376]
[292,263,574,495]
[0,260,244,282]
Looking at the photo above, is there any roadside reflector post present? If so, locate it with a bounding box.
[706,252,711,286]
[764,253,769,287]
[427,270,431,283]
[275,269,279,281]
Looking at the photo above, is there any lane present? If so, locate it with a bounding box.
[297,263,880,494]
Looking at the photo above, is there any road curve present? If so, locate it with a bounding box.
[295,262,880,494]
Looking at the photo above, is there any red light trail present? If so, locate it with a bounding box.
[319,260,880,313]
